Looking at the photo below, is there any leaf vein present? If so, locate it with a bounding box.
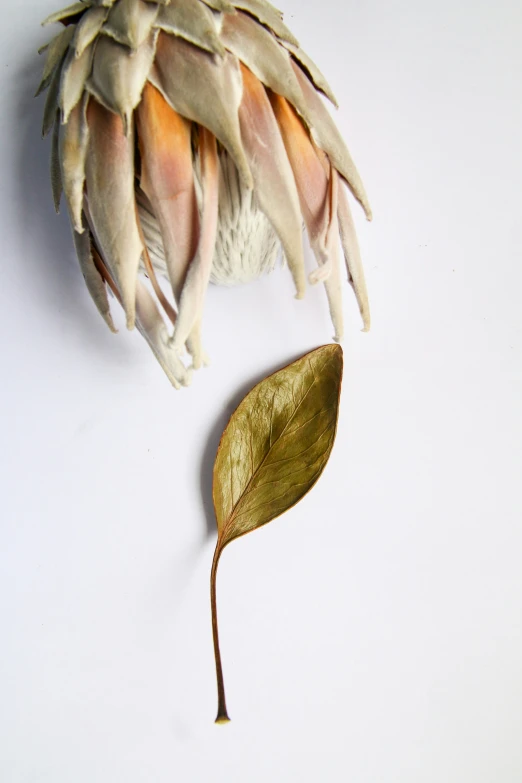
[264,421,333,468]
[280,398,335,440]
[235,450,329,501]
[233,466,327,523]
[218,348,341,544]
[221,370,319,539]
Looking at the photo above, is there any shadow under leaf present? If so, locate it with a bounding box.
[15,51,131,362]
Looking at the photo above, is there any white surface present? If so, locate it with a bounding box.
[1,1,522,781]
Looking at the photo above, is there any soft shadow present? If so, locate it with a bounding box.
[17,59,78,299]
[199,352,306,540]
[15,52,130,360]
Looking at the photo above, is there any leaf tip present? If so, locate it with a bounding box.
[328,342,343,358]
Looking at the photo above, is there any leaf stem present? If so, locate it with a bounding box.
[211,546,230,725]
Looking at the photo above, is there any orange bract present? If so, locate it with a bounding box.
[39,0,372,386]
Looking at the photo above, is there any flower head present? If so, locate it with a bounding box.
[38,0,371,387]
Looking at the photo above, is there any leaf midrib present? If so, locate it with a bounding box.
[221,367,320,542]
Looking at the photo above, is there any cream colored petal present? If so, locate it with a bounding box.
[60,44,94,123]
[323,211,344,342]
[73,224,117,332]
[103,0,159,50]
[271,93,350,338]
[307,173,338,284]
[270,94,330,277]
[60,97,89,233]
[154,0,225,56]
[51,116,63,213]
[135,281,192,389]
[136,82,199,302]
[87,31,158,130]
[221,11,303,106]
[232,0,298,46]
[84,101,143,329]
[338,180,370,331]
[150,33,252,187]
[309,164,339,285]
[170,128,219,362]
[35,25,75,97]
[42,2,89,26]
[238,65,306,299]
[282,42,338,108]
[291,61,372,221]
[75,6,108,57]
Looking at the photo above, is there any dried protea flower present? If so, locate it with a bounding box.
[38,0,371,388]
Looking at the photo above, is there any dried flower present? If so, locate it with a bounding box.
[38,0,371,387]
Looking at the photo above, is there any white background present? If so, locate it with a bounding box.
[1,1,521,781]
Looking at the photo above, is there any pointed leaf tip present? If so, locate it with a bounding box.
[213,343,343,547]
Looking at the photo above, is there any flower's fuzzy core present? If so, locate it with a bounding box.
[38,0,371,388]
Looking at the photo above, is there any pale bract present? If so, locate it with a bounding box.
[38,0,372,388]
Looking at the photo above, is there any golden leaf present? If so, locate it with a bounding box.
[211,344,343,723]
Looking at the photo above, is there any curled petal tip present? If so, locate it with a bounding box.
[309,265,332,286]
[190,348,211,371]
[353,185,372,222]
[360,313,371,332]
[168,334,185,356]
[181,367,194,388]
[122,292,138,332]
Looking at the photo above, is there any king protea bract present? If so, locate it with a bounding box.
[38,0,371,388]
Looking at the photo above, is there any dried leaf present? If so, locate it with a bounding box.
[154,0,225,57]
[210,344,343,723]
[233,0,299,46]
[42,2,89,28]
[103,0,159,50]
